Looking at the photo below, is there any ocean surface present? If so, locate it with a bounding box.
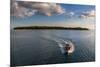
[11,30,95,66]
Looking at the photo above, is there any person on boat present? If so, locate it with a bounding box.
[65,44,71,51]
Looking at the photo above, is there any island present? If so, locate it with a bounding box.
[13,26,89,30]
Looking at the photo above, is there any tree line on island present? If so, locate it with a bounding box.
[14,26,89,30]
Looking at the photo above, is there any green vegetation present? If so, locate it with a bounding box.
[14,26,89,30]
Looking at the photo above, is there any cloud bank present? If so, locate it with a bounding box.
[11,0,95,19]
[11,0,65,17]
[79,10,95,18]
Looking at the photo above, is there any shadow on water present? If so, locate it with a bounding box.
[63,53,73,63]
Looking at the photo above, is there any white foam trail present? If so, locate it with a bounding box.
[42,35,75,54]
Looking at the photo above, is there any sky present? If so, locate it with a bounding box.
[11,0,95,29]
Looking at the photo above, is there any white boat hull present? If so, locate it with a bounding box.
[58,40,75,55]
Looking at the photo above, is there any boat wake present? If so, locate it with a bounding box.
[41,35,75,55]
[55,39,75,54]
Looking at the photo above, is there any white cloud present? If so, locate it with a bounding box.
[64,11,75,17]
[11,0,65,17]
[69,12,74,16]
[80,10,95,18]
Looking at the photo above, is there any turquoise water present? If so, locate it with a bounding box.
[11,30,95,66]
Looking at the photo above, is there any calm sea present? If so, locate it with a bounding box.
[11,30,95,66]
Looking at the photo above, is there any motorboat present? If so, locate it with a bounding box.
[58,40,75,55]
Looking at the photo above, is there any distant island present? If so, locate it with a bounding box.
[13,26,89,30]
